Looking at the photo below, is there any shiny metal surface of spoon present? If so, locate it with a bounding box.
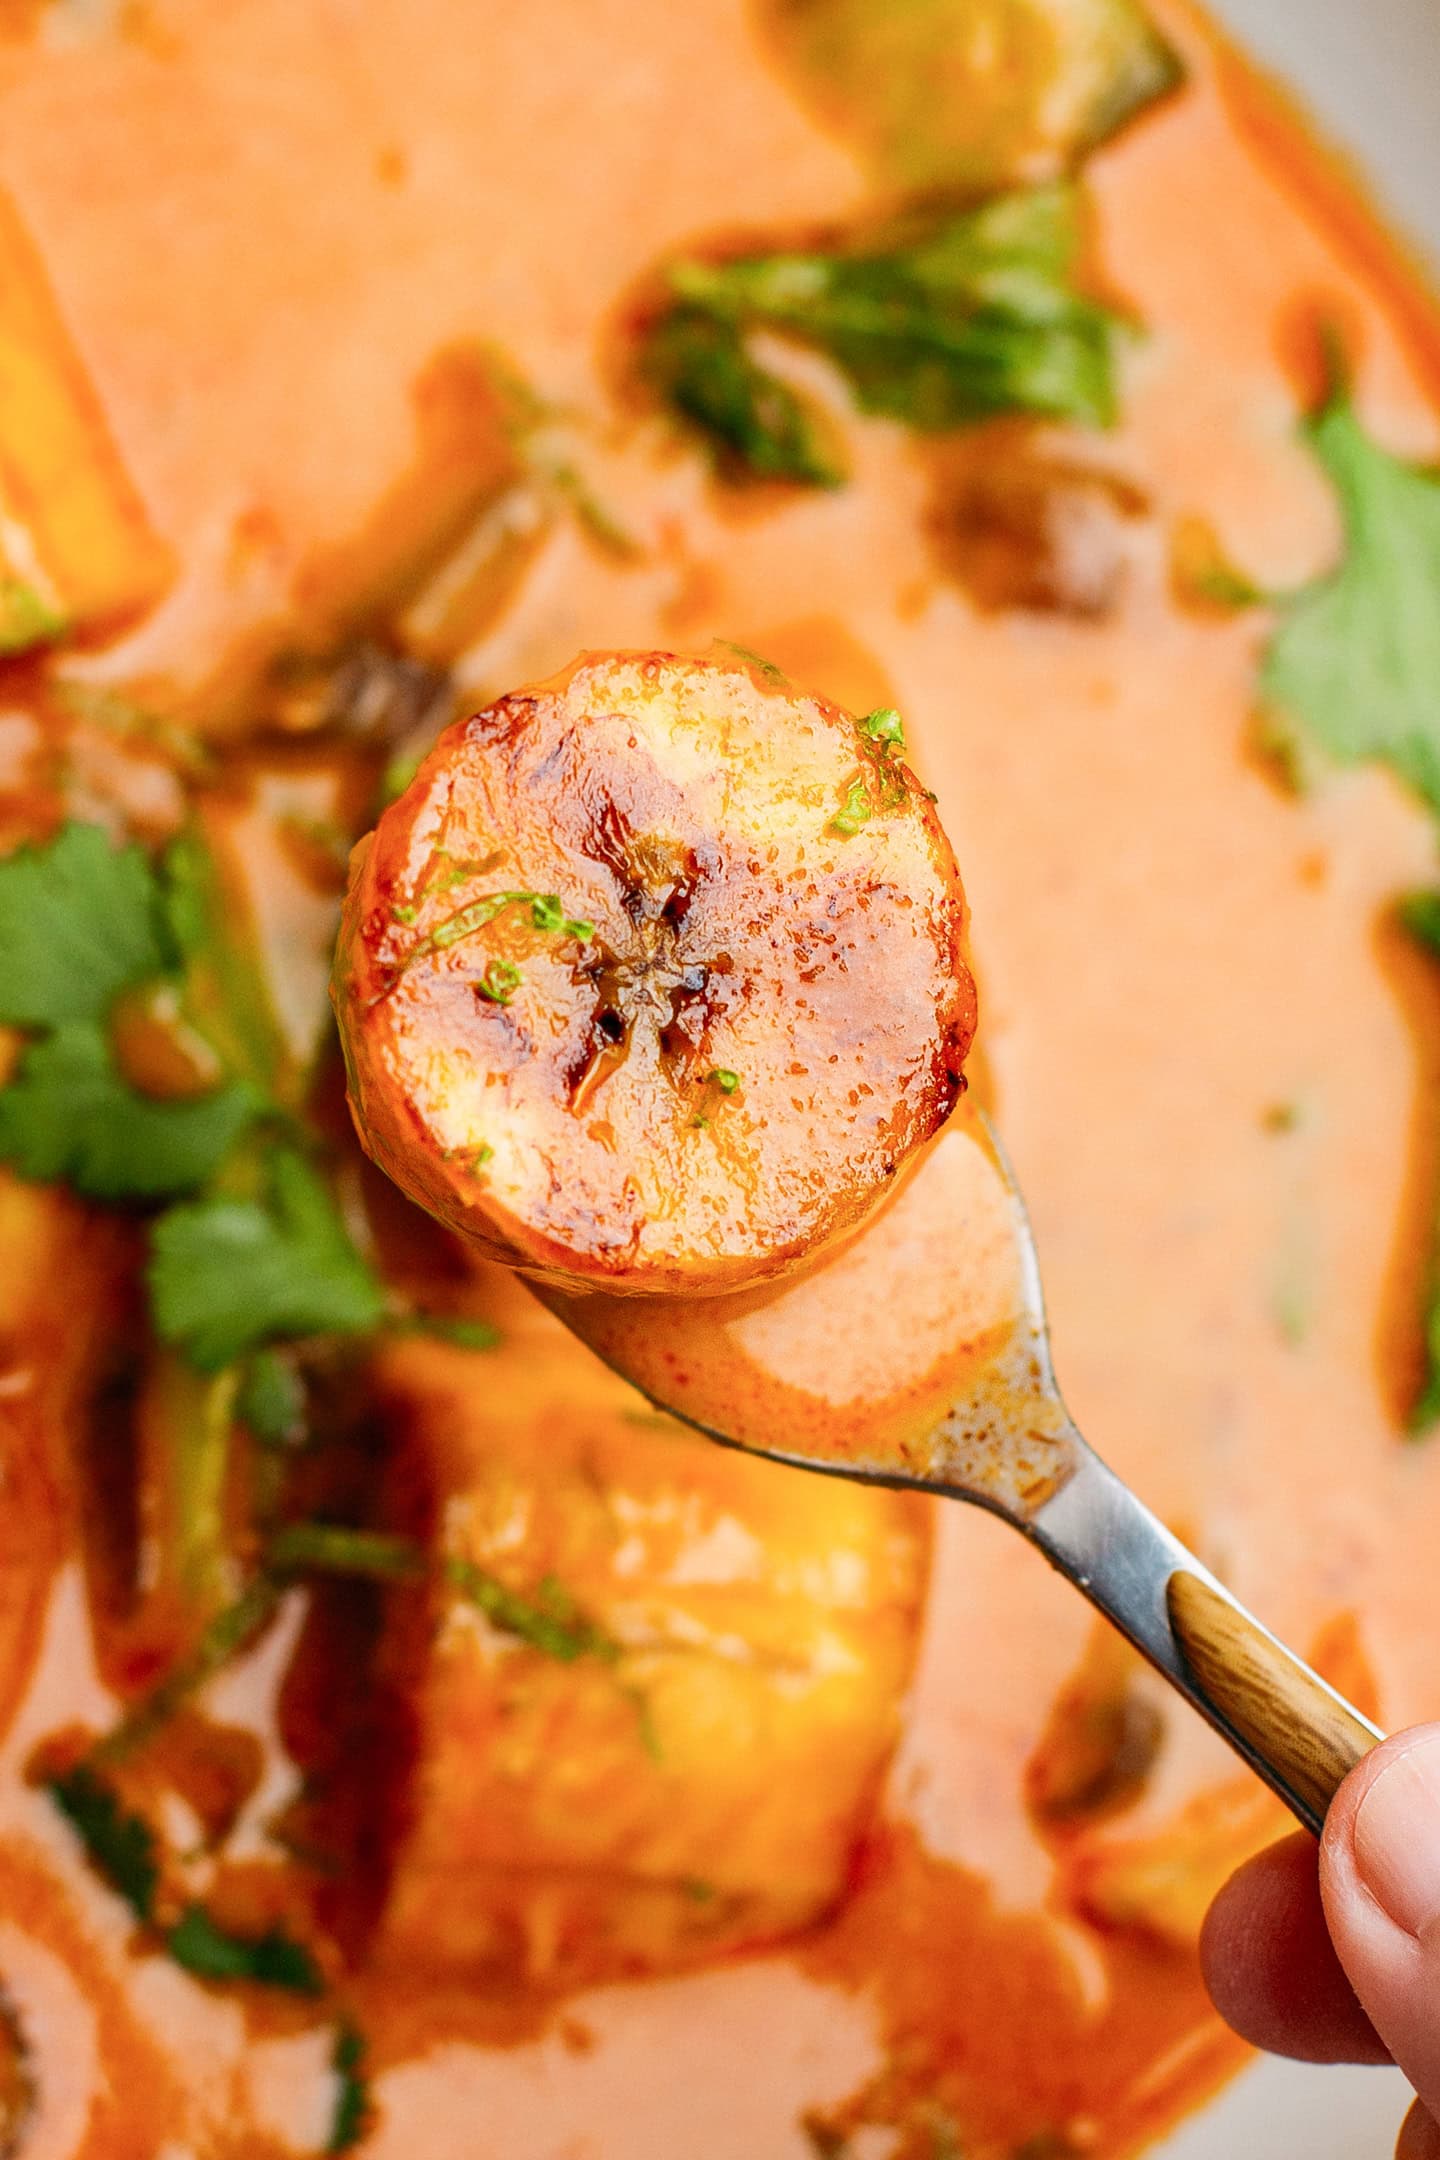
[541,1101,1384,1836]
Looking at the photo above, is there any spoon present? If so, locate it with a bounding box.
[540,1096,1383,1835]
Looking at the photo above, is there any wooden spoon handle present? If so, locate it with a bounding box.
[1027,1444,1385,1833]
[1167,1569,1381,1823]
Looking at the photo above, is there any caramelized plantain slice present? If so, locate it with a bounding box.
[334,647,975,1296]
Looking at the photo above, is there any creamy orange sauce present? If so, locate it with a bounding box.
[2,1,1440,2154]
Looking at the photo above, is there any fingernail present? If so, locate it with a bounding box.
[1354,1732,1440,1938]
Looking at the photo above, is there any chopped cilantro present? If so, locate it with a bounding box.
[395,1312,503,1352]
[642,306,844,487]
[1261,366,1440,810]
[709,1068,741,1095]
[327,2022,373,2153]
[166,1904,323,1994]
[0,822,172,1029]
[528,892,594,938]
[414,887,594,961]
[0,1024,256,1200]
[238,1348,309,1448]
[49,1764,321,1994]
[644,185,1123,486]
[1257,357,1440,1433]
[48,1764,159,1921]
[376,747,425,812]
[0,575,65,656]
[1400,890,1440,957]
[444,1557,622,1664]
[268,1522,619,1662]
[97,1574,283,1764]
[162,826,289,1096]
[148,1149,386,1371]
[1399,892,1440,1433]
[269,1523,426,1582]
[716,640,789,684]
[830,780,875,837]
[861,706,905,750]
[478,957,524,1006]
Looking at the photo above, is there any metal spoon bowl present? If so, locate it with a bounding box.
[540,1097,1382,1834]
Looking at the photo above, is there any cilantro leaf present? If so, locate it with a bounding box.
[395,1312,503,1353]
[0,822,172,1028]
[48,1766,320,1994]
[268,1522,620,1663]
[98,1574,283,1763]
[1400,891,1440,957]
[48,1765,159,1921]
[328,2022,373,2153]
[1399,891,1440,1434]
[166,1904,323,1994]
[268,1523,427,1582]
[443,1557,621,1664]
[645,184,1123,485]
[237,1348,309,1447]
[0,1024,256,1200]
[0,575,65,656]
[148,1149,386,1371]
[162,827,289,1096]
[641,306,843,486]
[1262,381,1440,810]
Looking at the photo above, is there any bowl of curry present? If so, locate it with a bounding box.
[0,0,1436,2153]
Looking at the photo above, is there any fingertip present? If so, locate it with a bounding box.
[1319,1726,1440,2122]
[1201,1832,1389,2063]
[1397,2099,1440,2160]
[1320,1726,1440,1919]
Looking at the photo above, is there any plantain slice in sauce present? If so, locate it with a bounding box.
[333,646,976,1296]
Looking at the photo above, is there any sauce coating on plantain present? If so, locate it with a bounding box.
[334,647,976,1294]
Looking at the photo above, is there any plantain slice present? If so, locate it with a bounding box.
[333,647,976,1295]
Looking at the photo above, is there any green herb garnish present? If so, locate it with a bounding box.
[268,1523,620,1664]
[0,575,65,656]
[163,825,290,1096]
[709,1068,741,1095]
[148,1149,386,1371]
[642,307,844,487]
[48,1764,160,1920]
[1262,357,1440,809]
[238,1348,309,1448]
[1256,348,1440,1432]
[420,888,594,957]
[166,1904,323,1994]
[0,822,171,1029]
[1401,891,1440,956]
[49,1763,320,1991]
[0,1025,255,1200]
[394,1312,503,1353]
[327,2022,373,2153]
[444,1558,621,1664]
[643,185,1124,487]
[478,957,523,1006]
[861,706,905,750]
[96,1574,283,1765]
[830,779,875,837]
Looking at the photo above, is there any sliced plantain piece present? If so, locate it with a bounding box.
[334,647,975,1296]
[757,0,1183,200]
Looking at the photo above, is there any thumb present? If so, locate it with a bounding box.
[1320,1726,1440,2125]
